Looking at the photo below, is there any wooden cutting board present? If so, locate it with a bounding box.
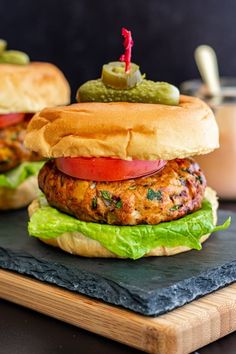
[1,269,236,354]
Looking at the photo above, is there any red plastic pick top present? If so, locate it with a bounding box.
[119,27,133,73]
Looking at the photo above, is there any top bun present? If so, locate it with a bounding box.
[24,95,219,161]
[0,62,70,114]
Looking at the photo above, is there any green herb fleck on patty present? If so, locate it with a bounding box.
[169,205,182,211]
[101,190,123,209]
[196,175,204,184]
[147,189,162,201]
[91,197,97,209]
[115,199,123,209]
[101,190,112,201]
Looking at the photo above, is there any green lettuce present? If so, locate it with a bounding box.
[28,196,230,259]
[0,161,45,189]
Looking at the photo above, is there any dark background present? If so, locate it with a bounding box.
[0,0,235,100]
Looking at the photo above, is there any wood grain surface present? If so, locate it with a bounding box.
[0,269,236,354]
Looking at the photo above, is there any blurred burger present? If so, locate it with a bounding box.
[0,40,70,210]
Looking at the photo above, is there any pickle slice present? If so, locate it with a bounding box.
[0,50,30,65]
[102,61,143,89]
[77,79,180,106]
[0,39,7,55]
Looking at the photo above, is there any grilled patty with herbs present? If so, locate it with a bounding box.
[38,158,206,226]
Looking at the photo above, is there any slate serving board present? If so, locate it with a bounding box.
[0,208,235,316]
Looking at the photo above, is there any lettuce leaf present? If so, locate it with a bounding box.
[0,161,45,189]
[28,197,230,259]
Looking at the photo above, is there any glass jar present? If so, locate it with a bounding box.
[180,78,236,200]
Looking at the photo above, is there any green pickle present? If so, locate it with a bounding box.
[77,79,180,105]
[0,39,7,55]
[102,61,143,89]
[0,50,30,65]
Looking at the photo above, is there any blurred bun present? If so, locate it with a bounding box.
[0,176,39,210]
[24,96,219,160]
[28,187,218,258]
[0,62,70,114]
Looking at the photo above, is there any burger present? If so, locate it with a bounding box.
[24,30,230,259]
[24,97,230,259]
[0,41,70,210]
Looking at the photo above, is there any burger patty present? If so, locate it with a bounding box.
[39,158,206,226]
[0,121,41,173]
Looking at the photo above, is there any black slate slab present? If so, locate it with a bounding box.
[0,209,235,316]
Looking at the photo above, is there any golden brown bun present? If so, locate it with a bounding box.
[0,62,70,114]
[24,95,219,160]
[0,176,39,210]
[28,187,218,258]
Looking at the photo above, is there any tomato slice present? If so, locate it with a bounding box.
[0,113,25,129]
[55,157,167,181]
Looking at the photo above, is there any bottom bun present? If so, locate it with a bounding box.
[28,187,218,258]
[0,176,39,210]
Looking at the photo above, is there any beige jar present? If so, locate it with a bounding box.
[181,79,236,199]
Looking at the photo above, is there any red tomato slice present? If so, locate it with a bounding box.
[55,157,167,181]
[0,113,25,129]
